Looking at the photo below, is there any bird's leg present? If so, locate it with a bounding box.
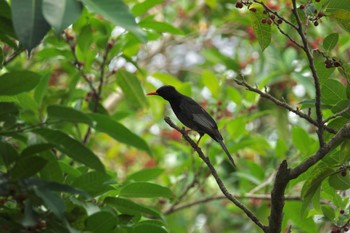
[196,134,204,145]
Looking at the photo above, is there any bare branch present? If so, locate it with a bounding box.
[289,123,350,180]
[268,160,290,233]
[248,171,276,195]
[233,78,337,135]
[165,194,302,215]
[3,46,25,66]
[291,0,324,146]
[164,117,269,233]
[323,105,350,124]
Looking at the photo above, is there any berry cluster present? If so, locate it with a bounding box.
[261,13,283,25]
[324,58,342,69]
[235,1,283,25]
[299,3,325,26]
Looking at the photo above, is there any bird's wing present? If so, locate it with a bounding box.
[179,96,218,131]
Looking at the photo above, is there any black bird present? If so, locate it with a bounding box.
[147,85,235,167]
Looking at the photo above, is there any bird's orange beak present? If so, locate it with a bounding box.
[146,91,158,96]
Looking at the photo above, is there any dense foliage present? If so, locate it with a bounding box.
[1,0,350,232]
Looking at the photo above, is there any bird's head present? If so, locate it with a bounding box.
[146,85,180,101]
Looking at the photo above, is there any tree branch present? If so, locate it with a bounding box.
[233,78,337,135]
[164,117,269,233]
[165,193,302,215]
[268,160,290,233]
[291,0,324,146]
[323,104,350,124]
[3,45,25,66]
[289,123,350,180]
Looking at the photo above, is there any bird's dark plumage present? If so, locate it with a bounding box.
[147,85,235,167]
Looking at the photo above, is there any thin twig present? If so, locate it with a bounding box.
[164,177,198,215]
[291,0,324,146]
[164,117,269,233]
[3,45,25,66]
[0,120,62,135]
[248,171,276,195]
[323,105,350,124]
[165,194,302,215]
[233,77,337,135]
[82,41,112,144]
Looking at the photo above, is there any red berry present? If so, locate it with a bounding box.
[318,11,324,18]
[235,1,243,8]
[334,61,341,67]
[267,19,272,25]
[250,7,257,12]
[270,14,276,20]
[340,209,345,214]
[107,41,114,49]
[261,18,267,24]
[277,19,283,24]
[315,0,321,2]
[299,4,305,9]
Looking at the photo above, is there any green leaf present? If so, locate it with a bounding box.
[34,128,105,172]
[249,3,271,51]
[298,99,332,110]
[88,113,151,154]
[131,0,163,16]
[105,197,161,218]
[40,160,64,183]
[47,105,93,124]
[326,0,350,12]
[331,100,350,118]
[0,141,19,168]
[72,171,115,196]
[323,33,339,51]
[275,138,288,158]
[11,0,51,52]
[321,79,346,105]
[151,73,184,88]
[133,221,168,233]
[125,168,164,182]
[321,205,335,221]
[328,172,350,190]
[301,165,334,198]
[42,0,82,34]
[292,127,312,154]
[34,186,65,217]
[85,211,116,233]
[0,71,41,96]
[10,156,47,179]
[76,25,93,53]
[139,20,184,35]
[119,182,173,198]
[21,143,54,157]
[201,48,239,71]
[330,9,350,33]
[314,59,335,85]
[116,70,148,110]
[80,0,146,42]
[34,74,50,106]
[16,93,39,113]
[202,70,219,98]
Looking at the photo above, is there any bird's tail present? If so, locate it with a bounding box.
[218,140,236,167]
